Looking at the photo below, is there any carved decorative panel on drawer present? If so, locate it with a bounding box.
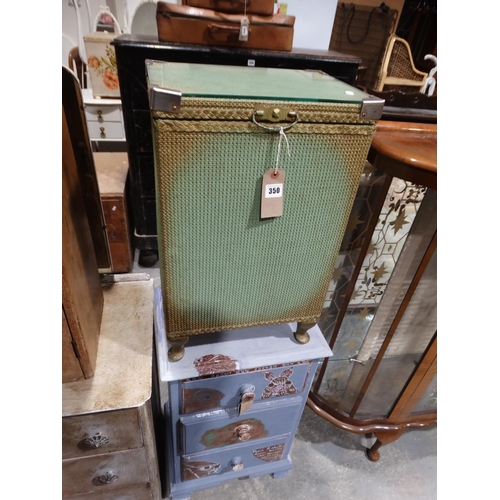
[154,286,332,499]
[62,448,150,496]
[62,409,142,459]
[62,276,161,499]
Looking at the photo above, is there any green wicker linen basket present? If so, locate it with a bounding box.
[146,61,383,361]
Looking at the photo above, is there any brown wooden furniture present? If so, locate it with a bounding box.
[94,152,134,273]
[63,66,111,272]
[62,275,162,499]
[309,120,437,461]
[62,106,103,383]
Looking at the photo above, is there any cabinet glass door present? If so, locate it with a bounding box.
[314,166,437,420]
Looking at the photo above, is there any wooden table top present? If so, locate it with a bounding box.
[371,121,437,174]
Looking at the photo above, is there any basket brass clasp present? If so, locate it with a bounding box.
[252,108,298,131]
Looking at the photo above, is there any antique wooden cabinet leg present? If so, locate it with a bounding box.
[367,428,406,462]
[294,322,315,344]
[168,336,189,362]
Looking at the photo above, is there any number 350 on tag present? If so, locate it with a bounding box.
[265,183,283,198]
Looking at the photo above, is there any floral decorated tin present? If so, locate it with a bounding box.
[84,32,121,98]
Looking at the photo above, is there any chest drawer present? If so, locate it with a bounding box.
[87,121,124,140]
[63,484,153,499]
[62,409,142,459]
[181,361,313,414]
[62,447,150,496]
[180,396,302,454]
[181,434,290,482]
[85,104,122,123]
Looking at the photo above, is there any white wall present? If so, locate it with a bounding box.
[284,0,338,51]
[62,0,104,66]
[62,0,340,67]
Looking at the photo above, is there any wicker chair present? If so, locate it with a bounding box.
[375,36,428,93]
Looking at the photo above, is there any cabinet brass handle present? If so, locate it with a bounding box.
[100,127,106,137]
[84,433,109,449]
[97,471,118,484]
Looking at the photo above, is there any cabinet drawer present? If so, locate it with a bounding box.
[182,361,312,414]
[62,448,150,496]
[62,409,143,459]
[180,396,302,454]
[87,121,124,140]
[63,484,153,499]
[85,104,122,123]
[181,434,290,482]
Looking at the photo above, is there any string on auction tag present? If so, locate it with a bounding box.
[240,0,249,41]
[274,126,290,175]
[260,127,291,219]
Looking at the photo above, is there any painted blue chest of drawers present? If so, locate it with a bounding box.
[154,287,333,499]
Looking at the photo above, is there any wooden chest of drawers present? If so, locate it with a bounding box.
[62,275,161,499]
[154,286,332,499]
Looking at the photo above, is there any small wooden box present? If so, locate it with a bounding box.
[94,152,133,273]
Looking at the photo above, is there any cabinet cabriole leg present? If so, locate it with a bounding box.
[366,428,406,462]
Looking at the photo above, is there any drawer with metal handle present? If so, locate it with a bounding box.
[62,410,143,459]
[181,360,313,414]
[62,448,150,496]
[84,104,123,123]
[181,433,291,482]
[87,120,125,140]
[61,484,154,499]
[180,396,302,454]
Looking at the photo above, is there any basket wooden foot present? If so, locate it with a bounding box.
[168,336,189,362]
[294,322,314,344]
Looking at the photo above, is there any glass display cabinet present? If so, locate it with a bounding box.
[308,120,437,461]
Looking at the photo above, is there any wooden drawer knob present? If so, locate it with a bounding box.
[230,457,244,471]
[235,424,251,442]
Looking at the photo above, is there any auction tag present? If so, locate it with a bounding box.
[239,16,249,41]
[261,168,285,218]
